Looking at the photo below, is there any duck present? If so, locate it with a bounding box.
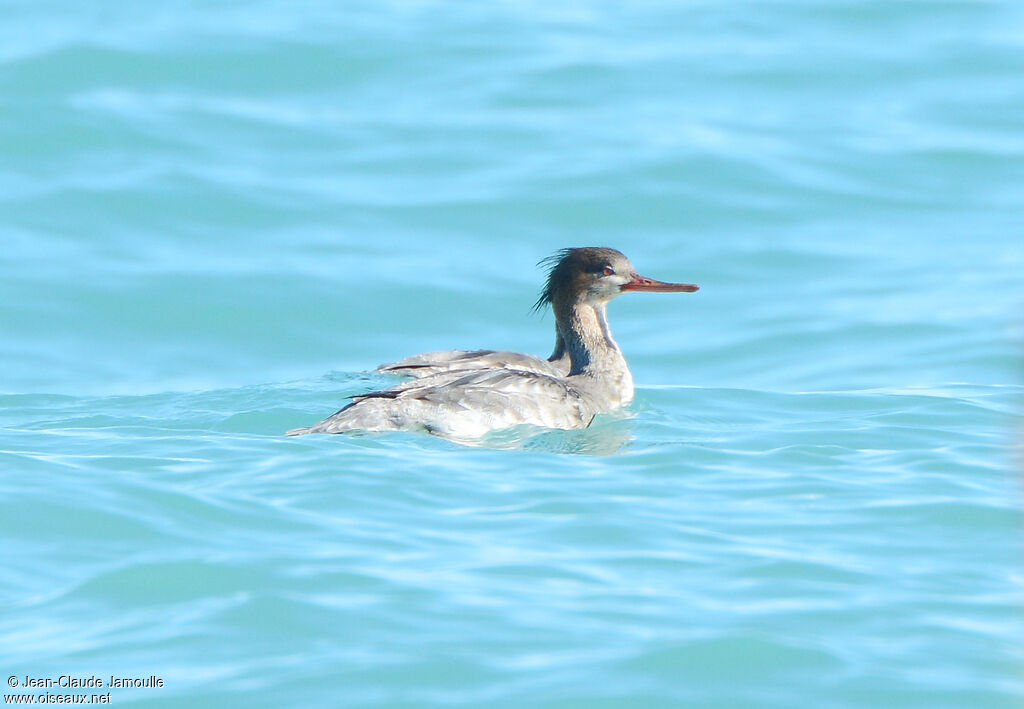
[287,247,698,439]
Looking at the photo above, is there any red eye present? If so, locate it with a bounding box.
[602,266,615,277]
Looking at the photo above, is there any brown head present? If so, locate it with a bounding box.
[534,247,699,312]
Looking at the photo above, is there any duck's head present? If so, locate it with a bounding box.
[534,247,699,311]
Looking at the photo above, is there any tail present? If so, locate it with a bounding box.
[285,395,417,436]
[285,401,360,436]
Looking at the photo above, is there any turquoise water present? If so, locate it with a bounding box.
[2,0,1023,706]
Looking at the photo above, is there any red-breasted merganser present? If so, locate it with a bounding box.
[287,247,698,439]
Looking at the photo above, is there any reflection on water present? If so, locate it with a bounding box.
[479,413,636,455]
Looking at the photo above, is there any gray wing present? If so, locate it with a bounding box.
[288,368,596,438]
[377,349,568,378]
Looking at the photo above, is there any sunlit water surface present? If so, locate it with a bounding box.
[2,1,1022,707]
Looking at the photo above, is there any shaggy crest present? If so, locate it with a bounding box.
[532,247,627,313]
